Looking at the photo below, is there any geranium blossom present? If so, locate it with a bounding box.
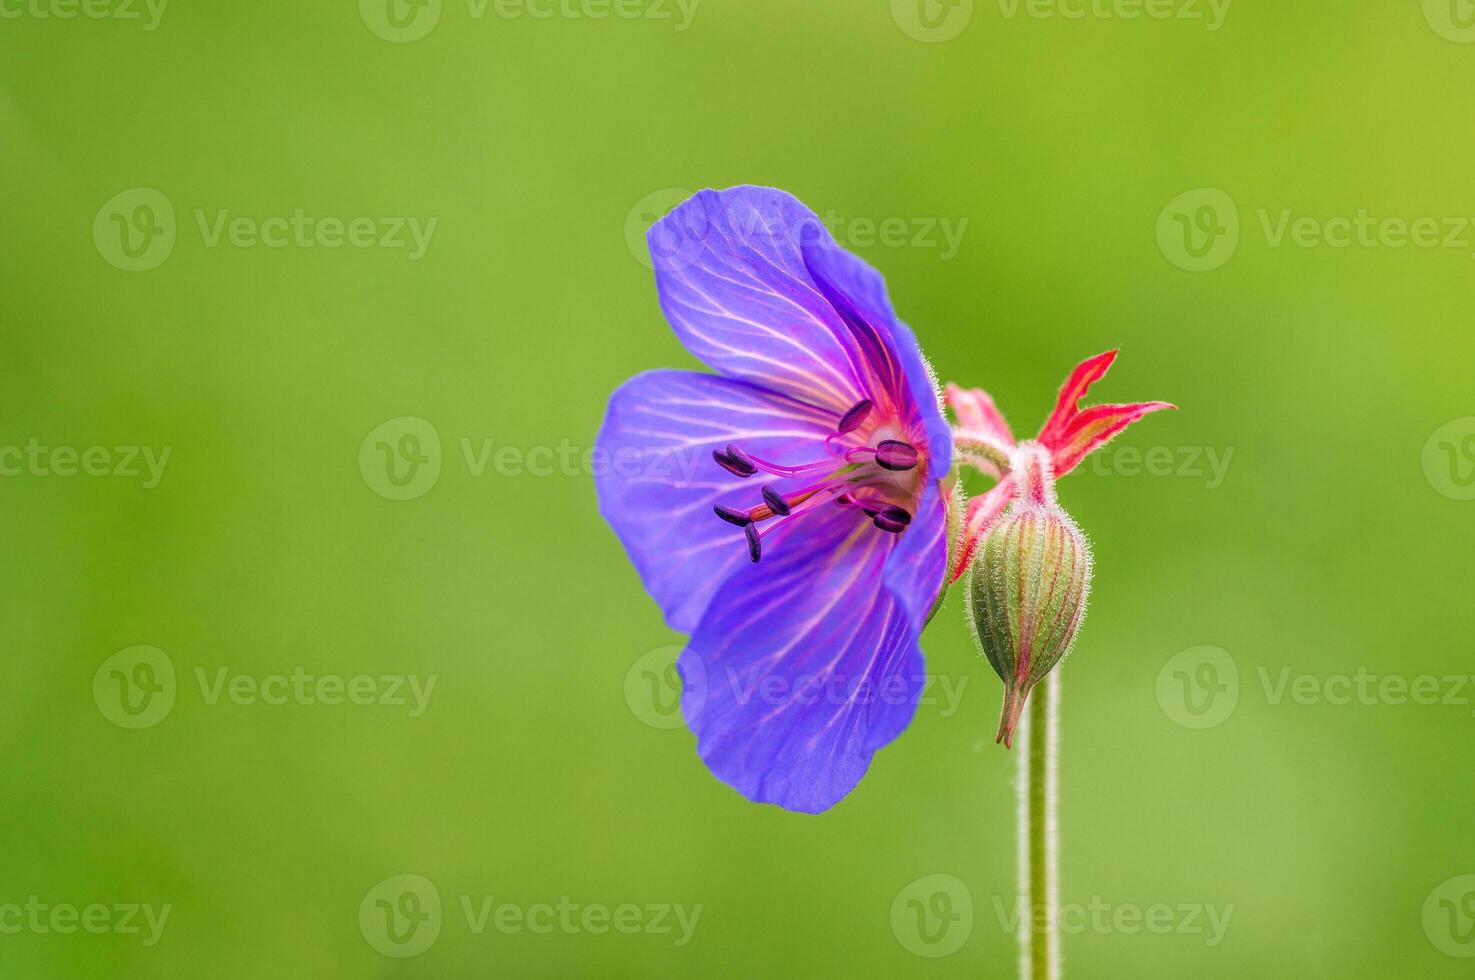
[596,186,952,813]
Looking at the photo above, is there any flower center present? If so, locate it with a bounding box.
[710,398,922,563]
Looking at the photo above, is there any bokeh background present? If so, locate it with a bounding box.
[3,0,1474,976]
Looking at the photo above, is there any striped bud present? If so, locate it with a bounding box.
[965,443,1092,748]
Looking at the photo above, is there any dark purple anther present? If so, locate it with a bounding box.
[714,504,752,527]
[872,506,911,534]
[713,448,756,478]
[744,523,762,563]
[836,399,874,435]
[874,439,919,472]
[761,485,791,516]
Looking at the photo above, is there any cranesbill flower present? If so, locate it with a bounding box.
[596,186,953,813]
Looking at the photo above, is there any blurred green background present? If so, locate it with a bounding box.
[3,0,1474,976]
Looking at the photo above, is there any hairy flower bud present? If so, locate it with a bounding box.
[965,443,1092,748]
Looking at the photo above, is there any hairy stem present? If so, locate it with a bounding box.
[1017,670,1060,980]
[951,433,1013,475]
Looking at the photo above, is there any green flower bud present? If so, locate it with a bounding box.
[965,444,1092,748]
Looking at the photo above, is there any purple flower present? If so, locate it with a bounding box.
[596,187,953,813]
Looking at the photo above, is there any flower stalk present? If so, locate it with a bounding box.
[947,351,1172,979]
[1018,669,1060,980]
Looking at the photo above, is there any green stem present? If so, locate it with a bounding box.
[1019,670,1060,980]
[952,433,1013,474]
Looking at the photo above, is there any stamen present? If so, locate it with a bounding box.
[874,440,919,472]
[833,488,884,517]
[713,504,752,527]
[837,399,874,435]
[713,447,756,478]
[712,431,924,560]
[872,505,912,533]
[731,451,836,478]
